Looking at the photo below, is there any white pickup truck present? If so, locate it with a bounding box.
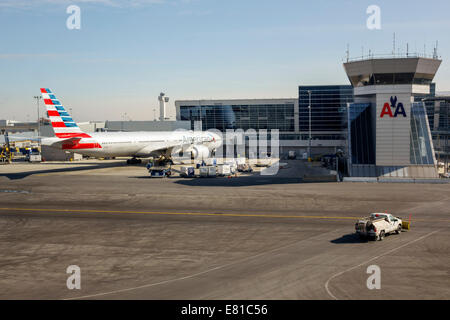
[355,213,403,241]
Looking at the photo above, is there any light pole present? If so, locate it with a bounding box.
[33,95,42,142]
[308,90,312,160]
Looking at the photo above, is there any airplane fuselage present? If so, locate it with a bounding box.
[42,131,221,158]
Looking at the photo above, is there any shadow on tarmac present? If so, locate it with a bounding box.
[172,176,303,187]
[331,233,369,244]
[132,174,303,186]
[133,174,339,187]
[0,161,132,180]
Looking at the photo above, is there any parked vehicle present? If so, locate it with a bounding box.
[205,158,217,166]
[199,166,217,177]
[208,166,216,177]
[237,164,253,173]
[27,152,42,163]
[355,213,403,241]
[180,166,195,177]
[217,164,231,176]
[225,161,237,173]
[199,166,209,177]
[148,166,172,178]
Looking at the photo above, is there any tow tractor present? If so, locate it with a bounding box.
[147,161,172,178]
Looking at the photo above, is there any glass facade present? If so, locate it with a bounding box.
[348,103,375,165]
[414,85,449,166]
[410,103,435,165]
[417,98,449,167]
[436,104,450,130]
[433,103,450,168]
[179,103,295,132]
[414,83,436,130]
[349,72,435,87]
[299,85,353,132]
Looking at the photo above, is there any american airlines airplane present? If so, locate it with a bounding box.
[40,88,222,164]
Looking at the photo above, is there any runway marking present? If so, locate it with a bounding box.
[0,207,362,221]
[0,207,446,222]
[0,190,30,194]
[324,229,441,300]
[65,228,343,300]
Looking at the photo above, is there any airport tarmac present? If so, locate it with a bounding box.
[0,160,449,300]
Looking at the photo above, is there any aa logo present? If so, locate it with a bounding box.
[380,96,407,118]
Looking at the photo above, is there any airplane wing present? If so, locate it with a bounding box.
[2,135,40,142]
[3,135,79,147]
[135,140,192,157]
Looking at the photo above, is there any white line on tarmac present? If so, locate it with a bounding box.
[324,230,441,300]
[66,228,343,300]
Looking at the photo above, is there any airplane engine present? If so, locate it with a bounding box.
[190,145,210,160]
[170,147,184,158]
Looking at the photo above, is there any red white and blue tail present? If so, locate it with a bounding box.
[40,88,91,139]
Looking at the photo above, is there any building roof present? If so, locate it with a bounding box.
[423,96,450,102]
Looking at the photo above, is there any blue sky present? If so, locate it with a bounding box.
[1,0,450,121]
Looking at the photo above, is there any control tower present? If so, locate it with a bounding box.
[158,92,170,121]
[343,56,442,178]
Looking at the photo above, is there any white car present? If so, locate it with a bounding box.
[355,213,403,241]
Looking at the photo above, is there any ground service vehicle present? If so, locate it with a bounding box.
[180,166,195,177]
[355,213,403,241]
[149,166,172,178]
[217,164,231,176]
[237,164,253,173]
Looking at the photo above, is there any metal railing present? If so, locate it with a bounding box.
[345,52,441,63]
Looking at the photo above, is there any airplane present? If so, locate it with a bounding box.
[40,88,222,164]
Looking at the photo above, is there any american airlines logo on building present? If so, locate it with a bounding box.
[380,96,407,118]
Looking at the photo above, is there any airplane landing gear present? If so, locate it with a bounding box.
[126,158,142,165]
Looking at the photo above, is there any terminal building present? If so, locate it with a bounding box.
[1,53,448,178]
[175,55,446,178]
[298,85,353,141]
[175,94,349,157]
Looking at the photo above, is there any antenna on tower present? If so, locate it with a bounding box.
[406,43,409,57]
[393,33,396,56]
[346,44,350,62]
[433,40,439,59]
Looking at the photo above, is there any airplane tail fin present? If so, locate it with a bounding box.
[40,88,91,139]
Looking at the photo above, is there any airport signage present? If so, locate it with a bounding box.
[380,96,407,118]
